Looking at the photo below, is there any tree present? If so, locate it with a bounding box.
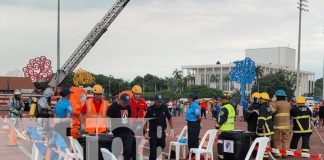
[59,73,74,88]
[209,74,220,89]
[311,78,322,98]
[73,68,95,87]
[255,66,264,92]
[223,74,230,90]
[182,85,223,99]
[172,69,184,93]
[252,69,296,99]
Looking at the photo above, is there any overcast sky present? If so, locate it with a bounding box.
[1,0,324,81]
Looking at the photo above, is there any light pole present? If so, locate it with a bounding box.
[322,56,324,100]
[296,0,308,96]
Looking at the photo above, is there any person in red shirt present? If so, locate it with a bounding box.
[200,99,207,119]
[130,85,148,118]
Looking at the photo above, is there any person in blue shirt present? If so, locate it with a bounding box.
[185,92,201,158]
[54,88,73,143]
[54,88,73,118]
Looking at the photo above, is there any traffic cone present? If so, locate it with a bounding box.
[7,125,18,146]
[2,117,9,134]
[45,147,51,160]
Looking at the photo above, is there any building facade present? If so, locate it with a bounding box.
[181,47,315,96]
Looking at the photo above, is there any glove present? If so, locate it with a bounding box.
[170,129,174,137]
[215,124,220,129]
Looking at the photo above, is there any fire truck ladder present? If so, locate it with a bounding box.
[49,0,130,87]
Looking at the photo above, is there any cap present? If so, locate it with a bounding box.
[60,88,73,96]
[119,93,131,104]
[187,92,197,100]
[155,94,163,103]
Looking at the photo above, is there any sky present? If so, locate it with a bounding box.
[1,0,324,81]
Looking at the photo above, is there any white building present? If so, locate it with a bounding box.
[181,47,315,96]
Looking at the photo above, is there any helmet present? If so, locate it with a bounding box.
[260,92,270,100]
[251,92,261,98]
[275,89,286,97]
[14,89,21,95]
[296,96,306,104]
[222,92,231,100]
[187,92,197,100]
[92,84,103,94]
[132,85,143,94]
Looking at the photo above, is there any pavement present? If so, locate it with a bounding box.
[0,113,323,160]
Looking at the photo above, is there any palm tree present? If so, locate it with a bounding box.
[255,66,264,92]
[210,74,220,89]
[172,69,183,93]
[223,74,230,90]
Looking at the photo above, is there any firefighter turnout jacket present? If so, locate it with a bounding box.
[290,105,312,133]
[271,100,291,129]
[256,103,274,136]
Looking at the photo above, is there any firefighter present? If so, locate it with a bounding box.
[256,92,274,160]
[130,85,148,118]
[144,93,174,160]
[245,92,260,132]
[80,84,110,135]
[289,96,312,154]
[216,93,235,160]
[8,89,25,131]
[36,87,54,138]
[270,89,291,158]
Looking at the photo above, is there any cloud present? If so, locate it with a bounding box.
[0,0,324,80]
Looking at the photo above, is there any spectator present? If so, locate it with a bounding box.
[319,101,324,128]
[172,100,177,116]
[168,100,173,114]
[200,99,207,119]
[236,103,243,122]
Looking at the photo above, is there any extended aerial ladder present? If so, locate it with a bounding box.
[49,0,130,87]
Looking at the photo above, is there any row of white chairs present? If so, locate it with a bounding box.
[31,127,269,160]
[167,126,270,160]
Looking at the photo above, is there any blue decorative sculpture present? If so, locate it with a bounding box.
[229,57,256,103]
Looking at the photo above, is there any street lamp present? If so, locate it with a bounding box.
[296,0,308,96]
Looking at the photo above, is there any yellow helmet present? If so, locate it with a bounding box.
[251,92,261,98]
[132,85,142,94]
[92,84,103,94]
[296,96,306,104]
[260,92,270,100]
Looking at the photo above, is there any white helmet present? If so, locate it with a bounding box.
[14,89,21,95]
[43,88,54,98]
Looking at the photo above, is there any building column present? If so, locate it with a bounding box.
[213,67,215,88]
[205,67,207,86]
[220,66,223,90]
[196,68,199,85]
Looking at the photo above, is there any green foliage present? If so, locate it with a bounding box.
[311,78,322,98]
[34,82,49,91]
[182,85,223,99]
[59,73,74,88]
[231,89,241,105]
[252,69,296,99]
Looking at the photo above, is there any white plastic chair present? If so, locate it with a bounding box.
[168,126,188,160]
[69,137,84,160]
[101,148,117,160]
[31,143,44,160]
[189,129,218,160]
[245,137,270,160]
